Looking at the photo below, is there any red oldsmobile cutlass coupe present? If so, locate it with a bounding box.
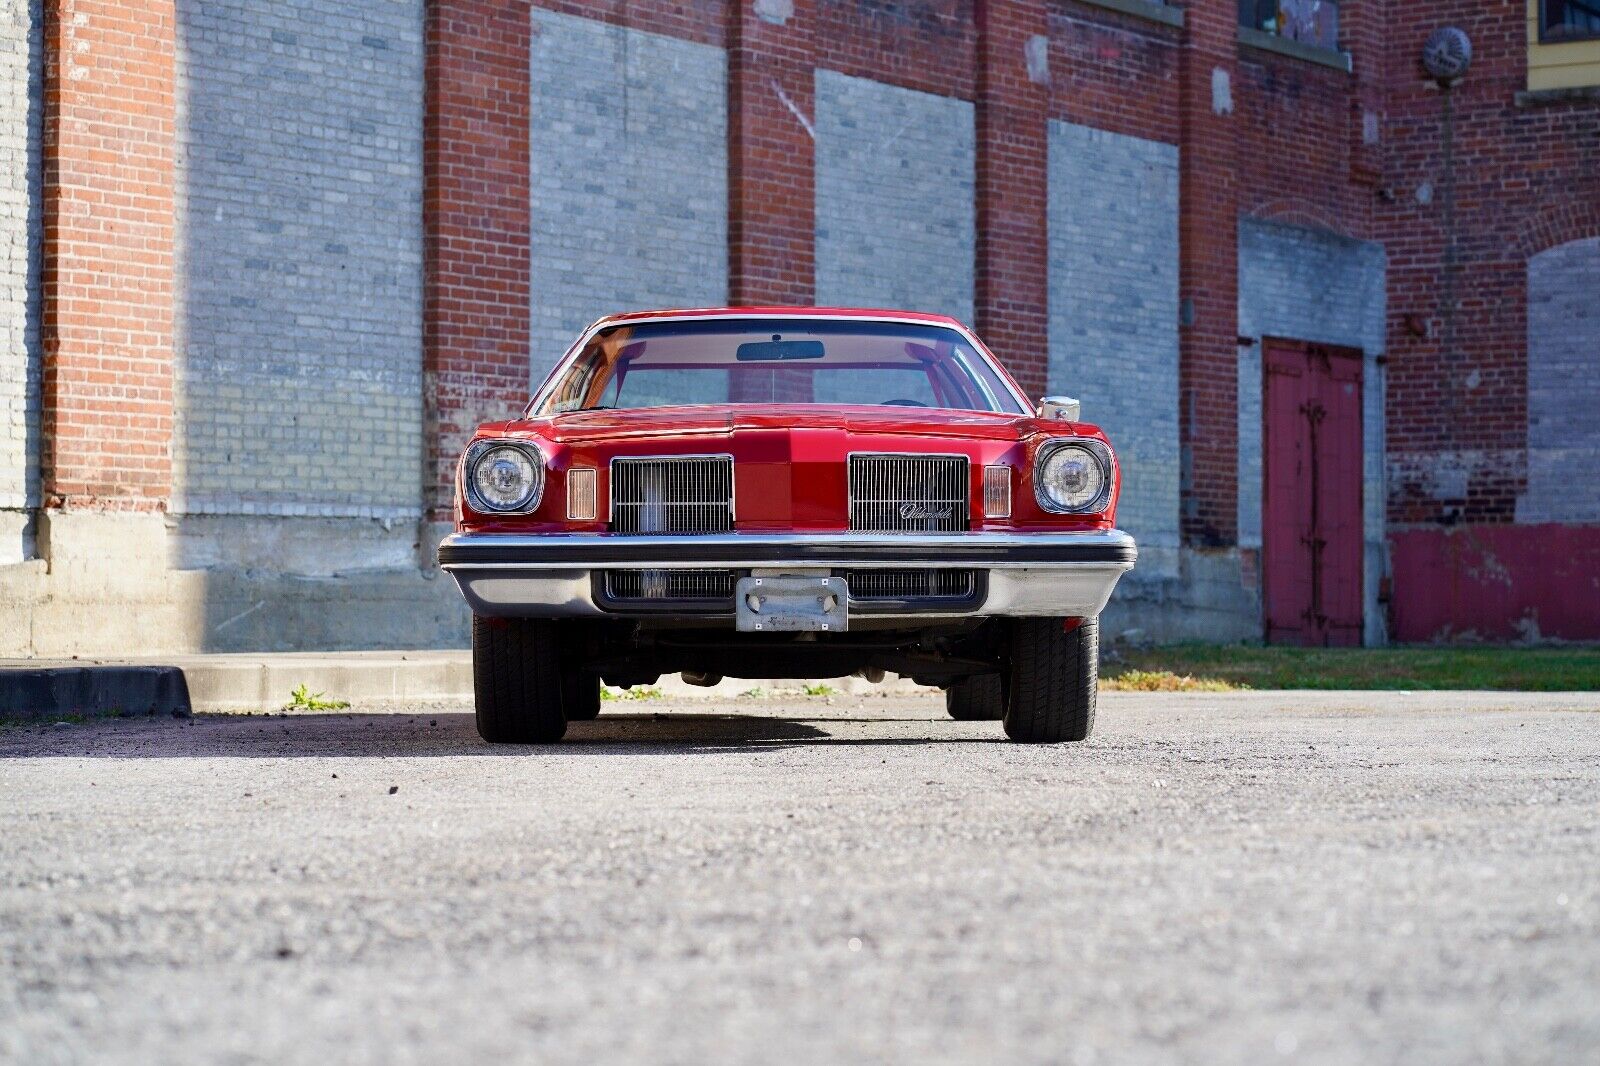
[439,308,1136,744]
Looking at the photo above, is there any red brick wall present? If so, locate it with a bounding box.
[1049,0,1180,144]
[530,0,725,45]
[1377,1,1600,640]
[817,0,975,99]
[976,0,1050,396]
[1176,0,1241,546]
[1379,1,1600,527]
[423,0,533,522]
[41,0,175,512]
[729,0,816,305]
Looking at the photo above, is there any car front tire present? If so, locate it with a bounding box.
[945,673,1005,721]
[472,616,567,743]
[563,671,602,721]
[1002,617,1098,744]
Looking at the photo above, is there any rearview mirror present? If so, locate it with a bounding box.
[1036,395,1081,421]
[736,339,825,361]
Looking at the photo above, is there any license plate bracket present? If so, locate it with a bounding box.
[735,575,849,633]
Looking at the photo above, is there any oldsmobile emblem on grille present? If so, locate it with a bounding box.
[898,502,954,522]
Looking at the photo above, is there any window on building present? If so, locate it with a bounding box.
[1541,0,1600,42]
[1239,0,1340,52]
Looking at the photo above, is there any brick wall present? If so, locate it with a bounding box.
[1380,0,1600,528]
[1050,0,1180,145]
[41,0,176,512]
[1176,0,1241,548]
[172,0,424,520]
[528,10,727,379]
[1,0,41,535]
[1048,118,1180,575]
[815,70,975,321]
[1521,236,1600,523]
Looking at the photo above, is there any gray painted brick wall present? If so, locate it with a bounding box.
[1237,217,1387,642]
[1047,120,1180,576]
[529,11,727,381]
[1,0,41,518]
[815,71,974,323]
[173,0,424,518]
[1522,236,1600,524]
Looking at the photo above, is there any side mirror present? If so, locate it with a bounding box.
[1036,395,1081,422]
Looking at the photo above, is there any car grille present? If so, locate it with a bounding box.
[610,456,734,535]
[604,569,738,602]
[599,568,980,611]
[849,454,970,532]
[844,569,978,601]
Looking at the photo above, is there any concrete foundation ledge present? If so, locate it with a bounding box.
[0,651,937,716]
[0,666,192,719]
[1,651,473,716]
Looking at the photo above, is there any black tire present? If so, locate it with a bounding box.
[1002,618,1098,744]
[563,672,602,721]
[471,616,567,743]
[945,674,1005,721]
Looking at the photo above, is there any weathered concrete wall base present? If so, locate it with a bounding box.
[0,510,467,656]
[1100,547,1261,644]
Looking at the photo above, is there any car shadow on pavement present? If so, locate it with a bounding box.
[0,711,1005,757]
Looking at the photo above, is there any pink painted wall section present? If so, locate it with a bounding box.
[1389,526,1600,642]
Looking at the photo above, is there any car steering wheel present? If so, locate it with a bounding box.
[880,398,928,408]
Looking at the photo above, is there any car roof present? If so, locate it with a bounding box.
[592,306,970,329]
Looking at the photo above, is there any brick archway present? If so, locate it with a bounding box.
[1244,198,1361,243]
[1513,200,1600,261]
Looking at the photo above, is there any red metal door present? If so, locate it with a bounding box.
[1263,340,1363,646]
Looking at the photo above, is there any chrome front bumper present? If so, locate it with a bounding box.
[439,530,1136,621]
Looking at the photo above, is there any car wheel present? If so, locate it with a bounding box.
[471,615,567,743]
[563,671,602,721]
[945,674,1005,721]
[1002,618,1098,744]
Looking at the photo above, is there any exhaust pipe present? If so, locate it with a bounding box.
[681,671,723,688]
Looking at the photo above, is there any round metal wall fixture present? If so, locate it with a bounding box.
[1422,27,1472,86]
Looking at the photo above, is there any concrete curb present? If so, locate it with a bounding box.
[0,651,931,715]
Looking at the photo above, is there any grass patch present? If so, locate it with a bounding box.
[802,683,836,697]
[1101,669,1241,693]
[284,684,349,711]
[602,685,663,702]
[1103,644,1600,692]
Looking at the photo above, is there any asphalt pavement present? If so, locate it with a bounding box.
[2,689,1597,1065]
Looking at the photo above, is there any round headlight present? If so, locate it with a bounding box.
[465,442,543,513]
[1036,442,1109,513]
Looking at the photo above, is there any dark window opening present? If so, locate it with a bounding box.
[1239,0,1340,52]
[1542,0,1600,43]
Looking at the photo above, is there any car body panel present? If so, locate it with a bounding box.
[442,308,1135,626]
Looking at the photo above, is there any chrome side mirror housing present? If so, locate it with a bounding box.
[1036,395,1081,422]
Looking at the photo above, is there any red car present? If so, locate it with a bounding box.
[439,308,1136,743]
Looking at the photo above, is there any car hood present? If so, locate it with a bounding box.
[523,404,1036,445]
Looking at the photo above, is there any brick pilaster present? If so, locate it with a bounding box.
[727,0,816,306]
[1176,0,1239,546]
[974,0,1050,399]
[41,0,175,511]
[423,0,532,522]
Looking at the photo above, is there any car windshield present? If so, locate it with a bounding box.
[533,318,1026,416]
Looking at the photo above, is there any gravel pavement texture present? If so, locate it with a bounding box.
[2,690,1597,1065]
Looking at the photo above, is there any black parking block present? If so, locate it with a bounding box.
[0,666,192,719]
